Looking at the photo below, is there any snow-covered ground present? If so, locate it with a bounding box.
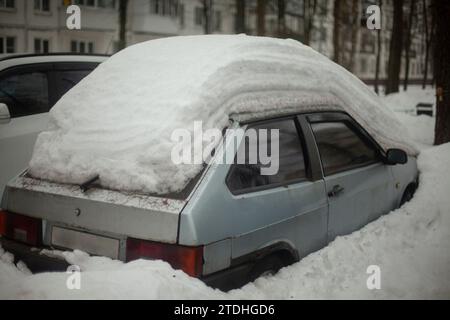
[1,87,449,300]
[382,86,435,114]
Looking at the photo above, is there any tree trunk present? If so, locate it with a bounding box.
[303,0,317,45]
[403,0,416,91]
[257,0,266,36]
[333,0,342,64]
[202,0,212,34]
[277,0,286,38]
[386,0,404,94]
[433,0,450,145]
[349,0,359,72]
[375,0,383,94]
[422,0,435,89]
[117,0,128,51]
[422,0,429,89]
[235,0,246,33]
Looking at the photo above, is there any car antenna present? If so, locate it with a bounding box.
[80,174,100,193]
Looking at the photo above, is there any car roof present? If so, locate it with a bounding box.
[0,53,108,70]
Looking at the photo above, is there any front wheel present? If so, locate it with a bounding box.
[400,184,416,207]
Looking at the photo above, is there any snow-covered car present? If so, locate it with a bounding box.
[0,36,418,291]
[0,53,107,198]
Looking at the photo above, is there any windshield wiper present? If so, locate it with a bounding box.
[80,175,100,193]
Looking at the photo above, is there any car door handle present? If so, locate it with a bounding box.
[328,185,345,197]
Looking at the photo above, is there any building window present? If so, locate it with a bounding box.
[150,0,178,17]
[214,10,222,31]
[0,0,15,9]
[71,40,94,54]
[0,36,16,53]
[360,58,368,74]
[34,0,50,12]
[73,0,115,9]
[97,0,115,8]
[34,38,50,53]
[195,6,203,26]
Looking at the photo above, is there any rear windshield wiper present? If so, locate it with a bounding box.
[80,175,100,193]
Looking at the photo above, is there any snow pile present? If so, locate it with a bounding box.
[394,113,435,147]
[382,87,435,113]
[381,86,436,148]
[0,250,221,300]
[1,116,449,299]
[28,35,416,194]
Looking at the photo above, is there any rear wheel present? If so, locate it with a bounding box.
[248,254,286,282]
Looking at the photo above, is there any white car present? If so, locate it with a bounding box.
[0,54,107,198]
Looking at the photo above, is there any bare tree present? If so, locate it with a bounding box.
[303,0,318,45]
[422,0,434,89]
[386,0,404,94]
[348,0,359,72]
[200,0,213,34]
[433,0,450,145]
[333,0,342,64]
[374,0,383,94]
[257,0,267,36]
[235,0,246,33]
[277,0,286,37]
[117,0,128,51]
[403,0,417,91]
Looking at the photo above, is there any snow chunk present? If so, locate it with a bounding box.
[28,35,417,194]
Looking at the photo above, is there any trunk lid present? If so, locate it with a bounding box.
[1,174,185,249]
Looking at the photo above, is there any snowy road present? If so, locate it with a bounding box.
[1,90,449,299]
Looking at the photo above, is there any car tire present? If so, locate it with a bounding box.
[400,184,416,207]
[248,254,286,282]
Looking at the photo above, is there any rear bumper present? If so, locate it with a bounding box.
[0,237,69,272]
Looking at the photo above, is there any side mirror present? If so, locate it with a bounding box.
[386,148,408,165]
[0,103,11,124]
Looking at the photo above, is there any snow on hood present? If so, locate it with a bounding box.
[28,35,418,194]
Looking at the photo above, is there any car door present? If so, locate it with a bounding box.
[0,63,53,198]
[225,116,329,259]
[306,112,396,241]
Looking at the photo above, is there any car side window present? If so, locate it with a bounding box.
[227,118,307,193]
[310,121,378,176]
[0,71,49,118]
[54,70,92,101]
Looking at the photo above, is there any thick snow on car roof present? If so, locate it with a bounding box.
[28,35,417,194]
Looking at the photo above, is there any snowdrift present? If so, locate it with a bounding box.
[28,35,417,194]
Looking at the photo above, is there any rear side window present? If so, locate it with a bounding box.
[54,70,92,101]
[227,118,307,193]
[311,122,378,176]
[0,72,49,117]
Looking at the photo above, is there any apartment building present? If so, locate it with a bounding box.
[0,0,234,55]
[0,0,431,84]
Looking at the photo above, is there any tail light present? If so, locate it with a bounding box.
[126,238,203,277]
[0,210,42,246]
